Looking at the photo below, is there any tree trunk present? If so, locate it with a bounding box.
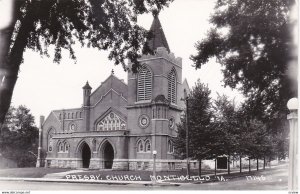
[263,156,266,170]
[214,158,217,176]
[227,154,230,175]
[198,159,202,177]
[248,159,251,172]
[240,155,242,173]
[256,158,259,171]
[0,1,17,130]
[0,3,33,130]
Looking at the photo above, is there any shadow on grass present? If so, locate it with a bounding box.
[0,167,72,178]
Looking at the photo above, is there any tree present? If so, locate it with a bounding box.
[238,117,270,171]
[0,105,39,167]
[212,94,240,174]
[239,101,289,164]
[191,0,296,130]
[173,80,214,176]
[0,0,173,130]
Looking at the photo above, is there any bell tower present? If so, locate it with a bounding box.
[127,12,184,170]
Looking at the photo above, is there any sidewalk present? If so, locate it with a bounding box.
[0,176,181,187]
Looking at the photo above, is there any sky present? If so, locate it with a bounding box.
[11,0,244,126]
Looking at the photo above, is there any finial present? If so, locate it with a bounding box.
[111,69,114,75]
[152,9,159,17]
[83,81,92,89]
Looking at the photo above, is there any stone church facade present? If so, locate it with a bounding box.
[38,15,196,171]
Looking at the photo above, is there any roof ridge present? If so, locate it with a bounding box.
[52,108,82,112]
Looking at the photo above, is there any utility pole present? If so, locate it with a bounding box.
[36,116,44,167]
[183,89,190,178]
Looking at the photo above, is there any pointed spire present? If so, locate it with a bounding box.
[82,81,92,90]
[143,10,170,54]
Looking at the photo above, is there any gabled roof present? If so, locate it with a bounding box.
[43,111,61,127]
[182,78,191,95]
[89,73,128,105]
[177,78,191,109]
[143,12,170,54]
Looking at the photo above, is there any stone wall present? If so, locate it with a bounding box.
[45,157,198,172]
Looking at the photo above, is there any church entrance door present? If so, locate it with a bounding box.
[81,143,91,168]
[103,142,114,169]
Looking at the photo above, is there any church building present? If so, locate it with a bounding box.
[38,14,195,171]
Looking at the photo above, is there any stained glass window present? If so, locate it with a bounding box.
[145,140,151,152]
[96,112,126,131]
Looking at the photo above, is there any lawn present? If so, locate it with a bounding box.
[0,166,274,181]
[0,168,72,178]
[62,168,251,182]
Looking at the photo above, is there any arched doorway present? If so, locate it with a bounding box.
[103,142,114,169]
[81,143,91,168]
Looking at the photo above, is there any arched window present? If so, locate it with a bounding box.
[69,123,76,131]
[58,142,64,152]
[75,112,78,118]
[145,140,151,152]
[137,65,152,101]
[168,140,174,153]
[48,135,53,151]
[68,113,70,119]
[64,142,69,153]
[72,113,74,119]
[80,112,82,118]
[47,128,54,152]
[168,68,177,104]
[137,140,144,152]
[96,112,126,131]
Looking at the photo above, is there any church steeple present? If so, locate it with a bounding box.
[143,11,170,54]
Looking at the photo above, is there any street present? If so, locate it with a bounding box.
[0,165,287,190]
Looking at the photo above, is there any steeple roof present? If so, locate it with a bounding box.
[83,81,92,90]
[143,12,170,54]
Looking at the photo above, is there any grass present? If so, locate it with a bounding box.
[0,167,72,178]
[0,165,282,181]
[62,168,257,182]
